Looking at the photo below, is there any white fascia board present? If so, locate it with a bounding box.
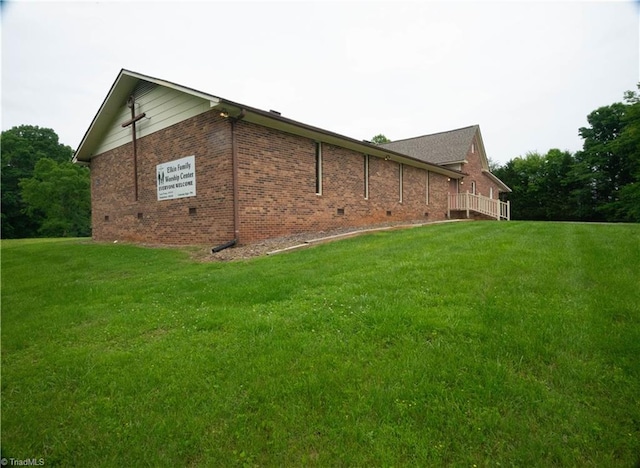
[75,70,222,162]
[221,103,465,179]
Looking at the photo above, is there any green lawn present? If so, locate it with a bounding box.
[2,222,639,466]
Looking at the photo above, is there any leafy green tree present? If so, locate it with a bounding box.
[493,152,547,220]
[608,86,640,221]
[572,85,640,222]
[1,125,75,238]
[494,150,580,221]
[497,85,640,222]
[542,149,581,220]
[371,134,391,144]
[20,158,91,237]
[573,102,628,221]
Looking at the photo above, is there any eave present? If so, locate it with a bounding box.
[213,99,464,179]
[483,169,512,192]
[73,69,465,180]
[73,69,221,163]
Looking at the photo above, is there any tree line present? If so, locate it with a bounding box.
[1,125,90,238]
[493,86,640,222]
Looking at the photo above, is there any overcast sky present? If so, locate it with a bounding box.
[2,0,638,164]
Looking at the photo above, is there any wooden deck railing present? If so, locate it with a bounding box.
[448,192,510,220]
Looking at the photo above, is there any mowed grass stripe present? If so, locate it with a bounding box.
[1,222,639,466]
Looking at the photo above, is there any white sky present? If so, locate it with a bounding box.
[1,0,638,164]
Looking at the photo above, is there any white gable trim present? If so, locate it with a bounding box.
[74,69,465,180]
[74,69,220,162]
[93,85,211,156]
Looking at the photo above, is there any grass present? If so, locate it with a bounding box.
[1,222,639,466]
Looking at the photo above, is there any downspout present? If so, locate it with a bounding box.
[212,109,245,254]
[232,110,246,243]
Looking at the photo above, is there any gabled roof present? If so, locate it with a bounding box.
[73,69,465,180]
[380,125,479,165]
[380,125,511,192]
[74,69,222,163]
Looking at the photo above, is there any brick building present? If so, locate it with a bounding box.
[74,69,510,247]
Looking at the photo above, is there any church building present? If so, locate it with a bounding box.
[74,69,510,247]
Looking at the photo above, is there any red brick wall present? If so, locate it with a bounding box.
[90,111,452,246]
[235,121,450,243]
[428,169,451,220]
[462,135,503,198]
[90,111,235,245]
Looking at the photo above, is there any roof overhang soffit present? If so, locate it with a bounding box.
[74,69,222,162]
[75,68,463,181]
[473,127,491,172]
[214,101,464,179]
[472,128,510,191]
[482,169,512,192]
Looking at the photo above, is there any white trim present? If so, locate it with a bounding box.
[426,170,430,205]
[315,142,323,195]
[399,163,403,203]
[364,154,370,200]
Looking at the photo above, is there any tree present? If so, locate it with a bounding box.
[497,84,640,222]
[1,125,80,238]
[609,86,640,221]
[20,158,91,237]
[573,102,628,220]
[371,134,391,144]
[542,149,581,220]
[493,152,547,220]
[572,86,640,222]
[493,149,580,221]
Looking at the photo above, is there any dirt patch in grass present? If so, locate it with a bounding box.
[188,220,468,262]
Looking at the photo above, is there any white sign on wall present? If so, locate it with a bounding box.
[156,155,196,201]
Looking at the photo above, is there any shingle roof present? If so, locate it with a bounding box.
[380,125,479,165]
